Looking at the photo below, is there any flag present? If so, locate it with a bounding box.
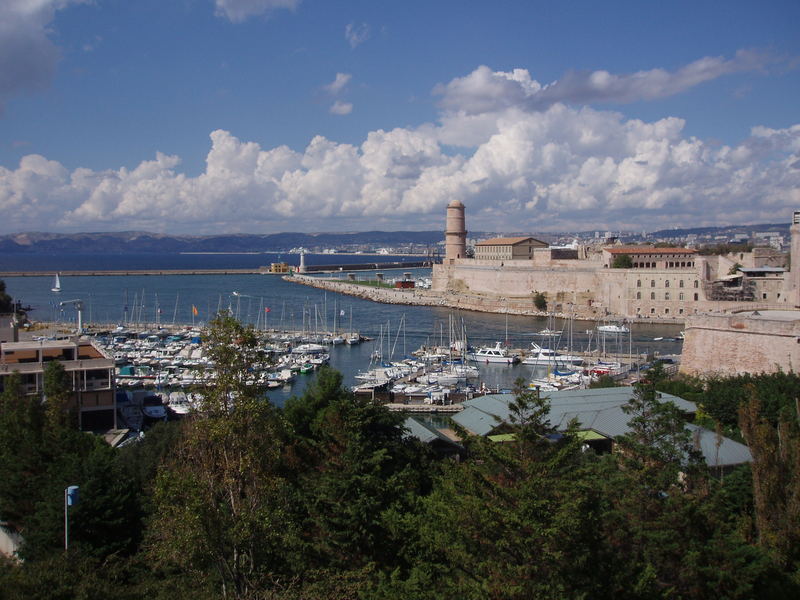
[192,305,199,316]
[340,309,345,316]
[265,307,271,313]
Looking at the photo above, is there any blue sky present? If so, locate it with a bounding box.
[0,0,798,234]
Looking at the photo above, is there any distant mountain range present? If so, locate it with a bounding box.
[0,222,789,254]
[0,231,447,254]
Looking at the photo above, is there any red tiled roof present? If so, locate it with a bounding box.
[605,246,696,255]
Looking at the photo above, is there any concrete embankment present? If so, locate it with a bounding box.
[286,274,686,326]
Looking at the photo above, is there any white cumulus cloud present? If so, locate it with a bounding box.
[329,101,353,115]
[324,72,352,96]
[214,0,301,23]
[345,22,370,48]
[436,50,780,116]
[1,58,798,235]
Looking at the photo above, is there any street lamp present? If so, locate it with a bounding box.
[64,485,79,550]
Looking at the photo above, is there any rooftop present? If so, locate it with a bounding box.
[605,246,696,255]
[475,236,547,246]
[450,387,751,468]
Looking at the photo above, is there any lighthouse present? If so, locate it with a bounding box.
[445,200,467,262]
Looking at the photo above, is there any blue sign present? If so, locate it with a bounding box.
[66,485,79,506]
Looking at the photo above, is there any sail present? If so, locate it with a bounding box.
[52,273,61,292]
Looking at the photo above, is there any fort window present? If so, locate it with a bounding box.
[664,308,670,314]
[650,308,656,314]
[763,293,767,299]
[650,280,655,287]
[679,308,684,315]
[665,292,670,300]
[679,292,684,301]
[693,280,699,288]
[665,280,670,288]
[636,280,641,287]
[679,280,684,288]
[636,292,641,300]
[650,292,656,300]
[693,293,699,301]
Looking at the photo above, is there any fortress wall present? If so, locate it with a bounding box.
[681,312,800,376]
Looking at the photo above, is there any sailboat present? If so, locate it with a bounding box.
[51,273,62,293]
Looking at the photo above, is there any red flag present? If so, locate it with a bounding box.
[192,305,199,316]
[265,307,271,313]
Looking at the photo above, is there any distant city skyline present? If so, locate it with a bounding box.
[0,0,798,235]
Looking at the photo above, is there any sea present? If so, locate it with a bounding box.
[1,252,684,405]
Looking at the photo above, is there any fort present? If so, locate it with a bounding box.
[433,199,794,321]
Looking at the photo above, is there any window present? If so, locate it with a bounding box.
[679,292,684,301]
[650,308,656,314]
[679,308,684,315]
[694,293,699,301]
[763,293,768,299]
[665,292,670,300]
[636,292,641,300]
[665,280,670,288]
[664,308,670,314]
[636,280,641,288]
[679,280,684,288]
[651,292,656,300]
[651,280,656,287]
[694,280,699,288]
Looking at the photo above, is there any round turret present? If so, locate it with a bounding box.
[445,200,467,261]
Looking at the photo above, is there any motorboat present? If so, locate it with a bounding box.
[467,342,519,364]
[597,323,630,334]
[522,342,583,367]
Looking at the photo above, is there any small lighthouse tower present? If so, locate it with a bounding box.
[791,211,800,307]
[445,200,467,262]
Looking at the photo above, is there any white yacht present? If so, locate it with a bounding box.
[597,323,630,334]
[467,342,519,364]
[522,342,583,367]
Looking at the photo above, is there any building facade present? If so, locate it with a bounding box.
[474,237,548,261]
[0,338,116,431]
[433,202,795,321]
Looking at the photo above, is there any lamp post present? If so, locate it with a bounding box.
[64,485,79,551]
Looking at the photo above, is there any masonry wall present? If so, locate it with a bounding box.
[680,312,800,376]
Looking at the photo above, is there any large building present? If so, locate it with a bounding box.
[0,338,117,431]
[432,202,795,321]
[474,237,548,261]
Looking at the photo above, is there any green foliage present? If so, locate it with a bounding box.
[701,372,800,430]
[589,374,619,388]
[728,261,743,275]
[611,253,633,268]
[0,279,13,313]
[698,243,754,255]
[533,291,547,311]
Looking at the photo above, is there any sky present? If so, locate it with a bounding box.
[0,0,799,236]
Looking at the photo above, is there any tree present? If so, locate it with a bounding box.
[533,292,547,311]
[148,313,300,598]
[738,389,800,571]
[611,253,633,268]
[0,279,13,313]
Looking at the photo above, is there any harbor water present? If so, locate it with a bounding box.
[2,253,684,405]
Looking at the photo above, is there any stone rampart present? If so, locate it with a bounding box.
[680,311,800,376]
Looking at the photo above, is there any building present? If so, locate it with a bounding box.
[449,388,752,471]
[432,201,794,321]
[444,199,467,262]
[0,338,116,431]
[680,310,800,376]
[474,237,548,261]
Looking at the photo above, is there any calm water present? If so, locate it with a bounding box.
[1,253,684,404]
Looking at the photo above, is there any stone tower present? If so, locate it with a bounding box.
[791,211,800,307]
[445,199,467,262]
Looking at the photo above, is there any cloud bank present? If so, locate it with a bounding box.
[1,60,798,234]
[0,0,86,114]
